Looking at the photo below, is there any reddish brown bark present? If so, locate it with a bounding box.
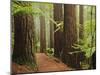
[53,4,64,59]
[62,4,80,68]
[12,13,36,66]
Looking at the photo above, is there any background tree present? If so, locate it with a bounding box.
[40,5,46,53]
[50,14,54,48]
[79,5,84,39]
[79,5,86,66]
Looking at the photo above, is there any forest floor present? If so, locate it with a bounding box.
[12,53,72,74]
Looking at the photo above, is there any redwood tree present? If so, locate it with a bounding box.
[40,15,46,53]
[54,4,63,21]
[79,5,84,39]
[40,4,46,53]
[12,2,36,66]
[61,4,79,68]
[54,4,64,59]
[50,15,54,48]
[78,5,86,67]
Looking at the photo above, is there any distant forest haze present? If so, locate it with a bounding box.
[11,0,96,74]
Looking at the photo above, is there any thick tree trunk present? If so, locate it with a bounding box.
[12,13,36,66]
[54,30,64,59]
[54,4,63,21]
[54,4,64,59]
[62,4,80,68]
[40,15,46,53]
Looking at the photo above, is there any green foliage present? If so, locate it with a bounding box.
[12,0,61,30]
[46,48,54,56]
[73,40,95,58]
[80,61,90,69]
[12,0,42,15]
[34,41,40,52]
[12,0,53,16]
[73,21,96,58]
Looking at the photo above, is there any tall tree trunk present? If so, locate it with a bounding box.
[79,5,86,66]
[54,4,63,21]
[50,16,54,48]
[62,4,80,68]
[79,5,84,39]
[12,13,36,66]
[54,4,64,59]
[40,15,46,53]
